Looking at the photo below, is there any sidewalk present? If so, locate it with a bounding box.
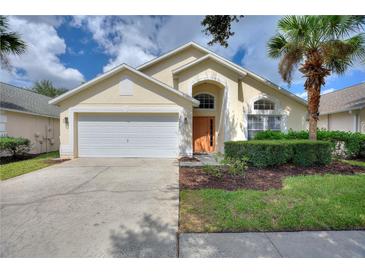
[179,230,365,258]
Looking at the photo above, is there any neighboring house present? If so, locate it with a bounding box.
[318,83,365,133]
[0,82,60,154]
[50,42,307,158]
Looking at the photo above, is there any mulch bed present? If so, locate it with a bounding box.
[180,161,365,191]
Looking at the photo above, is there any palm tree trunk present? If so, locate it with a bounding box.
[300,51,330,141]
[307,85,321,140]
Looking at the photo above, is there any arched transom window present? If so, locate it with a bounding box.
[194,93,215,109]
[248,98,281,139]
[254,99,275,110]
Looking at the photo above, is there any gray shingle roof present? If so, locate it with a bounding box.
[0,82,60,118]
[319,83,365,115]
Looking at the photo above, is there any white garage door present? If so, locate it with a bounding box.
[78,114,179,158]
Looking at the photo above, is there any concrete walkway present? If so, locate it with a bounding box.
[179,153,222,167]
[1,158,179,258]
[179,231,365,258]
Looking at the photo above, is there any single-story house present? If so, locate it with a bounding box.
[50,41,307,158]
[0,82,60,154]
[318,83,365,133]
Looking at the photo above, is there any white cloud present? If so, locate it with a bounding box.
[72,16,163,71]
[0,16,84,89]
[85,15,361,94]
[70,16,296,88]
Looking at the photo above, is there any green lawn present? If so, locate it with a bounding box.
[180,174,365,232]
[342,159,365,167]
[0,151,60,181]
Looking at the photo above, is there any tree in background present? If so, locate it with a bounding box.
[201,16,243,47]
[0,16,26,69]
[32,80,68,98]
[268,16,365,140]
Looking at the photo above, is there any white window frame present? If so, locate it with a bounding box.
[254,99,275,110]
[244,94,288,140]
[247,114,282,139]
[193,92,216,110]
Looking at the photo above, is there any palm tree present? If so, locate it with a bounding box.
[32,80,68,98]
[268,16,365,140]
[0,16,26,69]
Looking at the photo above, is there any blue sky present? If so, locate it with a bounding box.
[1,15,364,99]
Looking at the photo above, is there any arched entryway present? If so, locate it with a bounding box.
[191,80,226,153]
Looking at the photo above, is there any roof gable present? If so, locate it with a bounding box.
[172,54,247,77]
[137,42,208,71]
[138,41,307,106]
[49,64,199,106]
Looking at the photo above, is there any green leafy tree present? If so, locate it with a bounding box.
[268,16,365,140]
[201,16,243,47]
[0,16,26,69]
[32,80,68,98]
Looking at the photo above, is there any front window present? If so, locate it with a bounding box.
[254,99,275,110]
[194,93,215,109]
[248,115,281,139]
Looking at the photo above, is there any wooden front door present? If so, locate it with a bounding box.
[193,117,215,153]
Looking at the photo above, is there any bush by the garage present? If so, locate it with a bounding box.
[0,136,31,157]
[224,140,332,167]
[254,129,365,159]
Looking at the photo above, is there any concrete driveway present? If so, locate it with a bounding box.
[0,158,179,257]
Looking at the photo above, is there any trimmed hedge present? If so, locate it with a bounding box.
[0,136,31,157]
[254,130,365,158]
[225,140,332,167]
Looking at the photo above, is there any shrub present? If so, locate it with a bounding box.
[291,141,332,166]
[202,156,248,178]
[221,156,249,176]
[0,136,31,157]
[202,164,223,178]
[254,129,365,159]
[225,140,332,167]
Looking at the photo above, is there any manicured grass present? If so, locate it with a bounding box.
[0,151,60,181]
[342,159,365,167]
[180,174,365,232]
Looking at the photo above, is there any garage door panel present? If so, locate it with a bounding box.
[78,127,177,136]
[79,136,177,146]
[78,148,177,158]
[78,114,179,158]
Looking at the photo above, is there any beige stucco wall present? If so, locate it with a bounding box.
[3,110,60,154]
[140,46,207,88]
[319,109,365,133]
[57,69,193,158]
[174,58,307,146]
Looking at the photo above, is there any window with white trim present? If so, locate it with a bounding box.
[194,93,215,109]
[248,115,281,139]
[254,99,275,110]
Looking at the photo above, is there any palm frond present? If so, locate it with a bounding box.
[0,16,27,69]
[322,15,365,39]
[322,34,365,74]
[278,45,303,85]
[267,34,288,58]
